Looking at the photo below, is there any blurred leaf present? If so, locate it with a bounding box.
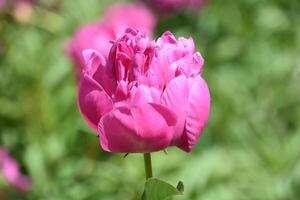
[142,178,182,200]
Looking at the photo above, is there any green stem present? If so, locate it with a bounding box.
[143,153,153,179]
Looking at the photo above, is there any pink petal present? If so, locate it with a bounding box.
[14,175,32,192]
[84,50,116,96]
[161,75,190,147]
[157,31,177,47]
[82,49,106,76]
[2,155,31,192]
[3,158,20,184]
[178,37,196,55]
[78,73,113,132]
[149,103,177,125]
[180,75,210,152]
[98,103,177,153]
[130,85,153,106]
[0,148,9,165]
[67,22,113,76]
[115,80,128,101]
[103,3,157,36]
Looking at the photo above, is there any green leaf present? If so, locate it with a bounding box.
[142,178,183,200]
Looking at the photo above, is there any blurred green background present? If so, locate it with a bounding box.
[1,0,300,199]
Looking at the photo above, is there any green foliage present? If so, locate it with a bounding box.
[0,0,300,199]
[141,178,182,200]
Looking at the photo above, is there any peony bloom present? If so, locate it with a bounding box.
[147,0,205,13]
[0,148,31,193]
[0,0,5,12]
[78,28,210,153]
[67,3,157,76]
[67,22,113,76]
[11,0,33,23]
[0,0,33,14]
[103,3,156,37]
[12,0,32,8]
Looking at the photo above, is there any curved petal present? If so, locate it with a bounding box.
[78,73,113,132]
[180,75,210,152]
[161,75,190,146]
[178,37,195,53]
[98,103,177,153]
[82,49,106,76]
[157,31,177,47]
[83,49,116,96]
[130,85,153,105]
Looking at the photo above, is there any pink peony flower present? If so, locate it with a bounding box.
[0,0,33,13]
[147,0,205,13]
[103,3,157,37]
[78,28,210,153]
[0,0,5,12]
[0,148,31,193]
[67,22,113,76]
[11,0,33,23]
[67,3,157,77]
[12,0,32,8]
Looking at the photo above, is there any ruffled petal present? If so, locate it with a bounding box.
[180,75,210,152]
[130,84,153,105]
[161,75,190,146]
[98,103,177,153]
[83,49,116,96]
[82,49,106,76]
[157,31,177,47]
[78,73,113,132]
